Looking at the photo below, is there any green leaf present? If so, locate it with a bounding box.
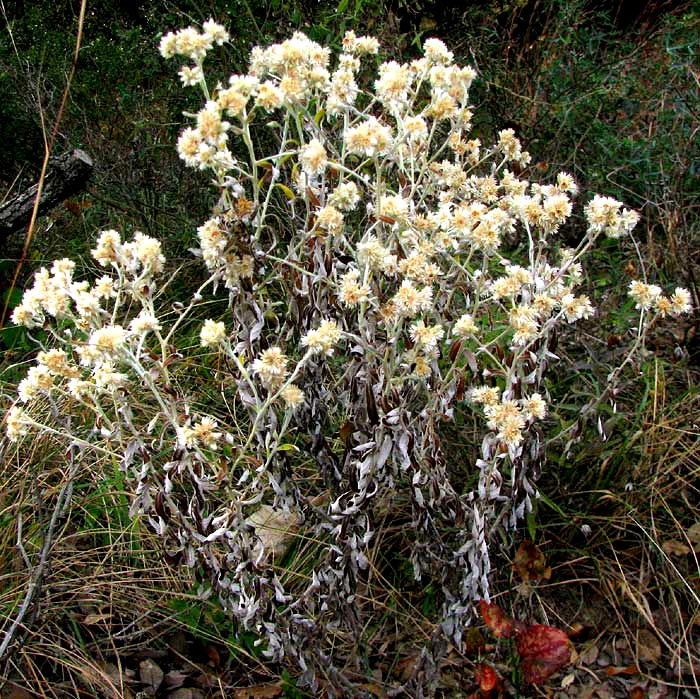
[277,443,299,452]
[276,183,295,201]
[526,511,537,540]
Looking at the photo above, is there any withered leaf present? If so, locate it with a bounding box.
[339,421,354,447]
[662,540,691,556]
[637,629,661,664]
[604,664,638,677]
[82,613,111,625]
[366,382,379,425]
[232,685,282,698]
[686,522,700,551]
[139,658,164,691]
[513,540,552,582]
[463,627,486,655]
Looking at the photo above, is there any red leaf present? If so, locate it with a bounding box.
[516,624,573,684]
[474,663,503,698]
[479,600,515,639]
[475,663,497,691]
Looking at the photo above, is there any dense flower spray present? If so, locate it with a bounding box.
[6,20,693,694]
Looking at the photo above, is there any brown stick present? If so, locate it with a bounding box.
[0,0,87,328]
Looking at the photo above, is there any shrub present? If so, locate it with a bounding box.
[4,21,692,694]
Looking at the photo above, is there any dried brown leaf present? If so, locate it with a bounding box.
[661,540,690,556]
[139,658,164,691]
[636,629,661,663]
[233,685,283,698]
[513,540,551,582]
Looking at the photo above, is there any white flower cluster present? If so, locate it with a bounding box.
[7,231,172,437]
[628,281,692,316]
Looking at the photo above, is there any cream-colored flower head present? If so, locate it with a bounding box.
[329,181,360,211]
[129,311,161,336]
[18,365,54,403]
[280,384,305,409]
[252,347,289,388]
[182,416,222,450]
[92,230,122,267]
[300,138,328,177]
[200,319,227,348]
[338,269,371,307]
[6,405,30,442]
[316,205,344,234]
[345,117,392,158]
[670,287,692,315]
[523,393,547,420]
[92,362,128,390]
[409,320,444,353]
[88,325,127,361]
[453,313,477,338]
[628,281,662,311]
[423,38,453,65]
[301,319,341,356]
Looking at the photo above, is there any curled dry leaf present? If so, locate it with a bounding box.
[604,664,638,677]
[232,684,282,698]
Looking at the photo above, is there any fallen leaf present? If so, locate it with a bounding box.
[164,670,188,689]
[479,601,515,639]
[661,540,691,556]
[637,629,661,663]
[2,683,34,699]
[629,687,646,699]
[168,690,203,699]
[82,613,112,625]
[139,658,164,691]
[464,627,487,655]
[560,672,576,689]
[517,624,573,684]
[204,644,221,667]
[232,685,282,698]
[579,643,600,665]
[687,522,700,552]
[513,541,552,582]
[246,505,301,561]
[604,664,638,676]
[475,663,498,691]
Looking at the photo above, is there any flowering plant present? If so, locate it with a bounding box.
[6,21,692,693]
